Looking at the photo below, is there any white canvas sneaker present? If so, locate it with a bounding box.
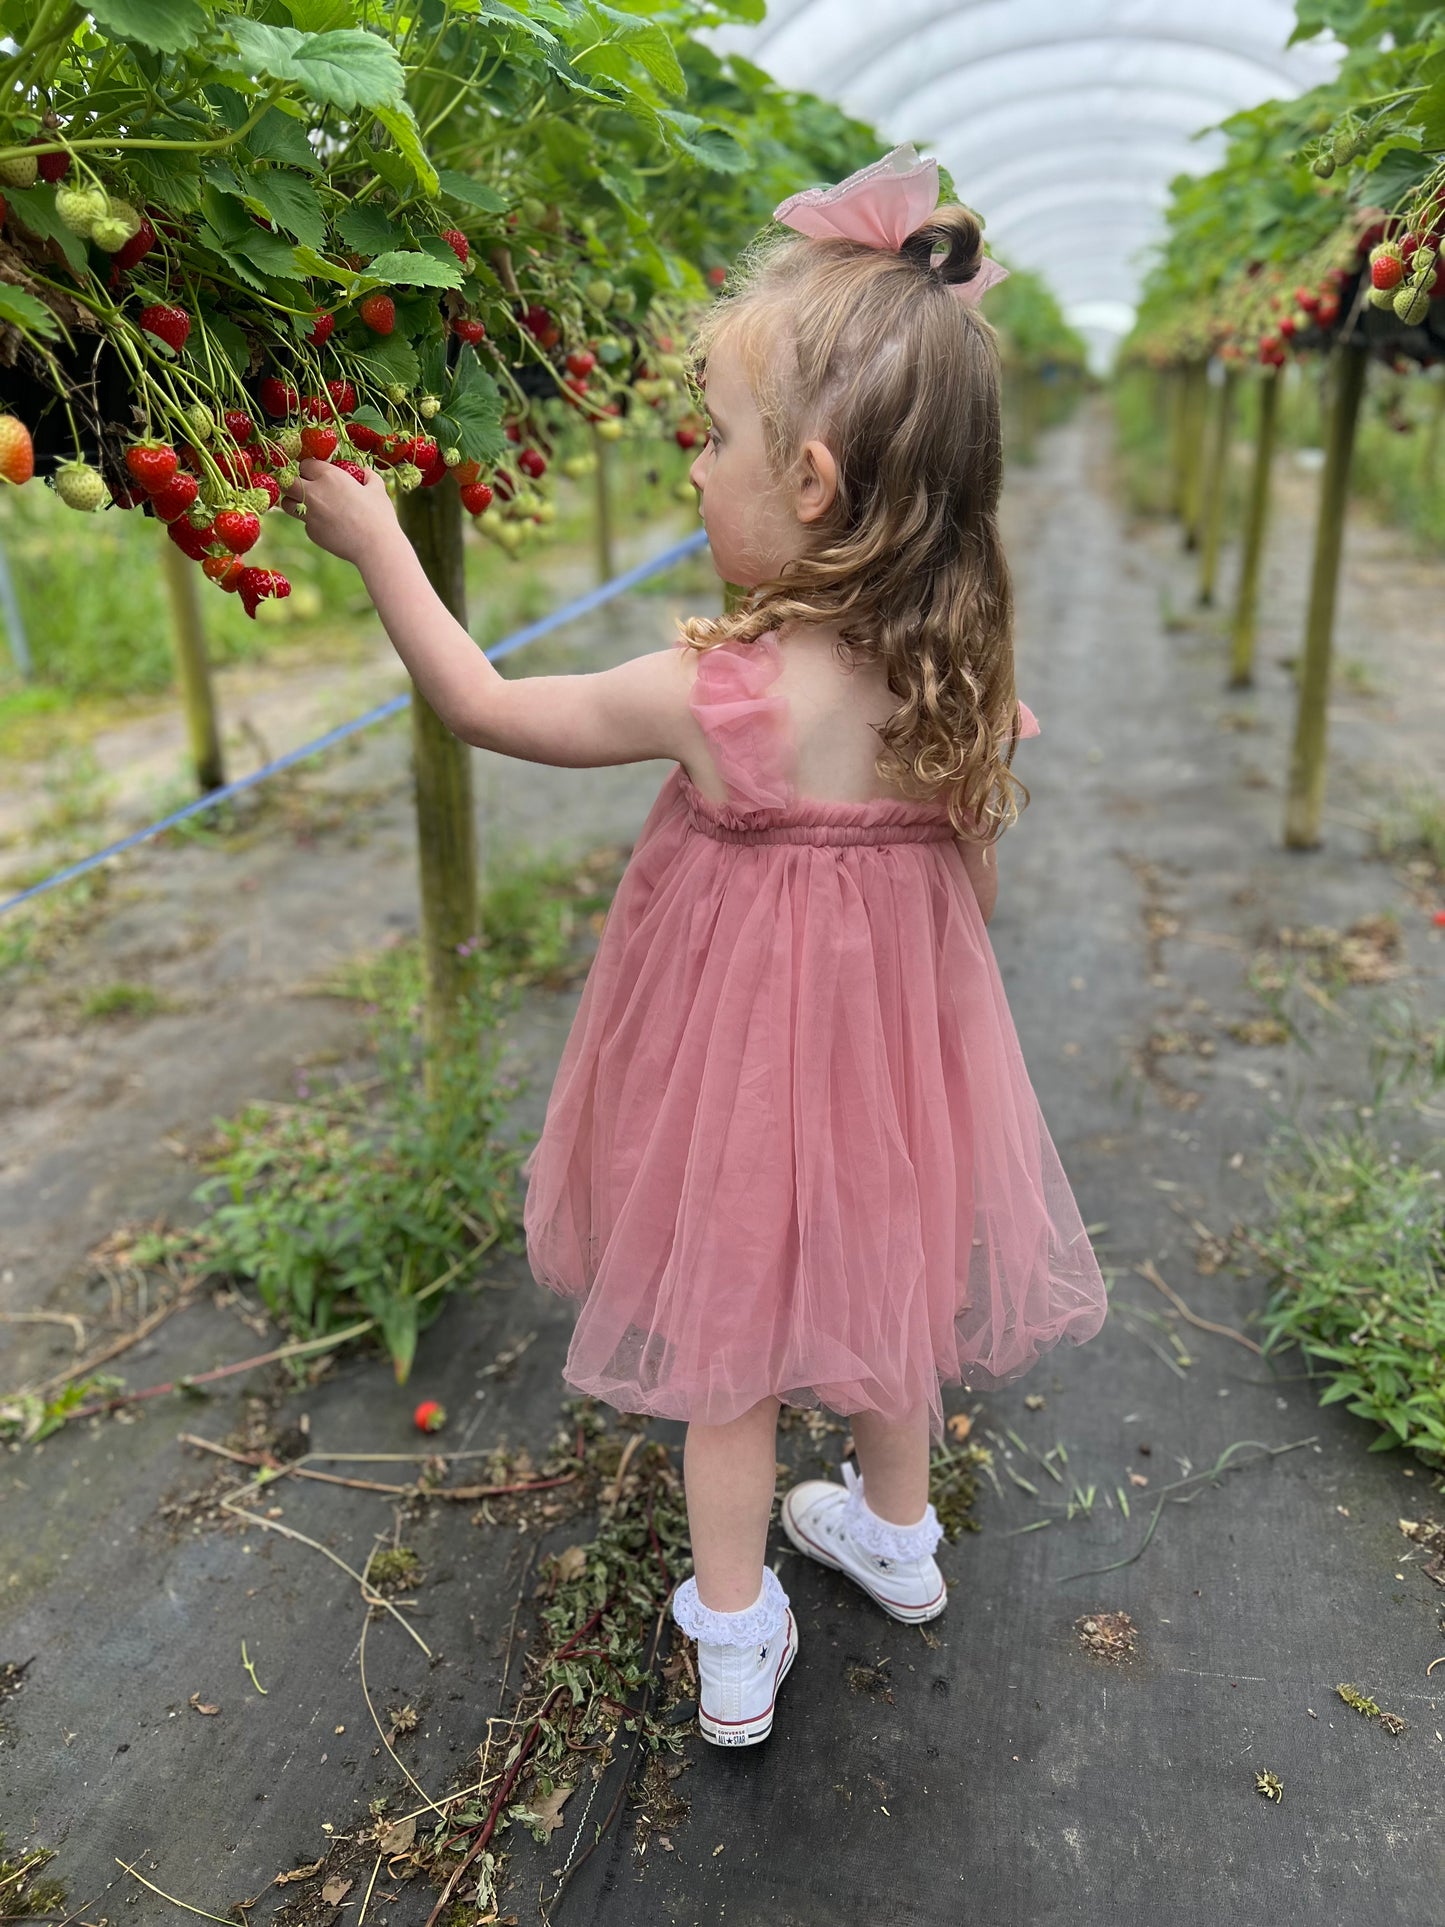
[672,1567,797,1747]
[781,1462,947,1625]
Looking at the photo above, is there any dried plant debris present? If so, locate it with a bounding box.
[844,1658,895,1704]
[1225,1015,1290,1047]
[1255,1769,1284,1802]
[1337,1683,1408,1735]
[1075,1611,1138,1663]
[1256,914,1404,990]
[1399,1516,1445,1587]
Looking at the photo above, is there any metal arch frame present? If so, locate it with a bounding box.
[829,26,1320,118]
[957,141,1221,218]
[904,86,1239,175]
[863,39,1317,133]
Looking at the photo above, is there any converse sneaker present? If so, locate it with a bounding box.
[672,1567,797,1747]
[781,1461,947,1624]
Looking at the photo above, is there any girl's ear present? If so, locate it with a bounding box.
[796,437,838,525]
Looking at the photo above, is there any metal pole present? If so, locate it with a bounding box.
[0,533,32,678]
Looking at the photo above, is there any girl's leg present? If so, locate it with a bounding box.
[850,1404,933,1525]
[683,1396,781,1611]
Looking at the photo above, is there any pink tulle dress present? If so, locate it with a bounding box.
[523,631,1108,1440]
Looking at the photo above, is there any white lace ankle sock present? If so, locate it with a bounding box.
[672,1565,789,1647]
[841,1460,944,1561]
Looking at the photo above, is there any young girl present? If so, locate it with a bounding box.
[286,142,1108,1751]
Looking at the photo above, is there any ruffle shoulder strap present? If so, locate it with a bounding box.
[682,631,794,810]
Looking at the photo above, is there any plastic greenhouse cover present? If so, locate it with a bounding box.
[707,0,1342,365]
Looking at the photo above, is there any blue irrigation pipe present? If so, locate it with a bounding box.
[0,526,710,920]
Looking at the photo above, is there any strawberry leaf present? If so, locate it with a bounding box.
[357,250,464,290]
[436,170,508,215]
[3,186,87,276]
[0,284,61,340]
[243,106,323,175]
[335,203,409,257]
[372,102,437,196]
[220,21,408,112]
[88,0,207,53]
[348,334,421,389]
[243,170,327,250]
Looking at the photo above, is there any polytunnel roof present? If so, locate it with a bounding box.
[708,0,1342,366]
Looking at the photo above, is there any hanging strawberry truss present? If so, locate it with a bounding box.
[0,0,883,603]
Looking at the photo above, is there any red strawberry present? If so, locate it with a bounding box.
[675,426,698,450]
[223,409,255,445]
[326,379,357,415]
[333,459,369,484]
[309,311,335,347]
[112,216,157,272]
[420,453,448,487]
[410,436,438,471]
[359,293,395,335]
[214,447,254,486]
[522,303,551,339]
[149,473,200,521]
[0,414,35,485]
[413,1399,447,1433]
[0,194,7,227]
[504,421,521,444]
[563,376,590,401]
[239,566,290,618]
[1317,292,1341,326]
[203,553,243,590]
[441,227,469,267]
[250,472,281,510]
[300,392,329,421]
[451,459,481,485]
[1279,314,1298,339]
[300,425,339,461]
[125,440,178,490]
[1371,245,1405,291]
[258,376,299,418]
[452,317,486,345]
[518,447,546,479]
[348,423,383,454]
[459,481,493,516]
[213,508,261,554]
[492,469,514,502]
[138,303,190,353]
[168,518,213,559]
[565,348,597,378]
[36,146,69,183]
[707,264,727,288]
[1295,286,1319,314]
[375,434,414,469]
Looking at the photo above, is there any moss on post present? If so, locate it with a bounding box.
[1229,366,1281,688]
[1179,360,1209,551]
[1284,346,1368,851]
[397,482,479,1084]
[592,422,615,586]
[1197,366,1237,606]
[160,539,225,794]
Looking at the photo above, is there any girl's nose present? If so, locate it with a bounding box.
[688,449,706,490]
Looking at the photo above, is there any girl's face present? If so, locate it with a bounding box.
[688,333,837,590]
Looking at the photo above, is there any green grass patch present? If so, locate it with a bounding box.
[1253,1130,1445,1470]
[79,981,170,1021]
[0,870,114,984]
[1374,778,1445,878]
[194,844,625,1381]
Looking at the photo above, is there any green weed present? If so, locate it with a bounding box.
[0,869,114,983]
[0,1831,66,1922]
[1252,1130,1445,1469]
[80,981,169,1021]
[1373,779,1445,877]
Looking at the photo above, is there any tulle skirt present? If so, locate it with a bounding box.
[522,768,1108,1441]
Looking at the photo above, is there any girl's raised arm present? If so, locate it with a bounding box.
[286,458,695,770]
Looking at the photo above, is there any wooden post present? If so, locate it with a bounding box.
[1228,366,1281,688]
[1179,360,1209,550]
[160,539,225,793]
[1168,367,1188,516]
[1424,376,1445,493]
[1284,346,1368,850]
[592,421,615,587]
[1197,366,1237,606]
[397,482,479,1085]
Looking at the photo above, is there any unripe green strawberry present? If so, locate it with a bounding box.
[392,461,423,492]
[1369,283,1398,309]
[418,395,441,419]
[520,196,547,228]
[442,446,462,466]
[184,404,214,442]
[1313,153,1336,178]
[1395,283,1430,325]
[55,183,107,236]
[89,197,143,251]
[1331,119,1361,165]
[277,425,303,460]
[385,382,409,405]
[274,461,299,491]
[187,499,216,527]
[242,486,271,515]
[612,286,636,317]
[584,277,614,309]
[0,153,38,189]
[53,460,108,511]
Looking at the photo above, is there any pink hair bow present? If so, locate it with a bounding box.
[773,142,1009,307]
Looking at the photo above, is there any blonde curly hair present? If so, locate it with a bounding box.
[678,202,1027,844]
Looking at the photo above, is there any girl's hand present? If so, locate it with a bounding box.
[282,457,402,566]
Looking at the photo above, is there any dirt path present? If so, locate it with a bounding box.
[2,404,1442,1926]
